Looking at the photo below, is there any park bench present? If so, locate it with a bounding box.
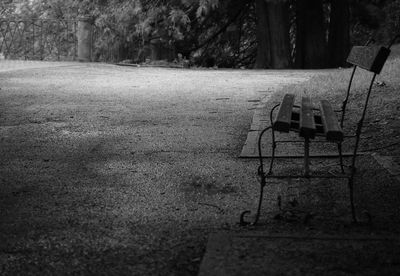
[240,36,399,225]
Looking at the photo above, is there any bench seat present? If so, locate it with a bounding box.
[273,94,343,142]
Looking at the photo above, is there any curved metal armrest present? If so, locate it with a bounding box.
[270,103,281,126]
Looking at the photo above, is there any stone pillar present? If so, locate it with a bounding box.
[77,17,93,62]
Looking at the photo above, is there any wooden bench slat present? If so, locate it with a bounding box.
[320,100,343,142]
[300,97,316,139]
[273,94,295,132]
[346,46,391,74]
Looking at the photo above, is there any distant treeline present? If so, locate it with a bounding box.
[1,0,399,68]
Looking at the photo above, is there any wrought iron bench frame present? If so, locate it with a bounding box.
[240,36,399,226]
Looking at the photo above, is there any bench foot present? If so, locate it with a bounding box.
[240,174,359,225]
[239,211,253,226]
[240,174,266,226]
[239,125,273,226]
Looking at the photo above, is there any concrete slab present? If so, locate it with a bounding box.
[198,232,400,276]
[240,130,260,157]
[372,153,400,182]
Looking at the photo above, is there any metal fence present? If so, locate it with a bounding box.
[0,18,78,61]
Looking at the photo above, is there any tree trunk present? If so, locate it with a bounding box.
[254,0,291,69]
[150,39,162,60]
[328,0,350,67]
[254,0,271,68]
[295,0,327,68]
[266,1,291,68]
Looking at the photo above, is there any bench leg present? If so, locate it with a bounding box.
[348,172,357,223]
[304,137,310,176]
[240,172,266,226]
[347,120,364,223]
[338,142,345,174]
[240,126,272,226]
[268,128,277,175]
[268,104,280,174]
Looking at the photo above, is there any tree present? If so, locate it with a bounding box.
[266,1,291,68]
[0,0,15,16]
[254,0,291,69]
[7,0,394,68]
[179,0,255,67]
[295,0,327,68]
[254,0,270,68]
[328,0,350,67]
[382,0,400,42]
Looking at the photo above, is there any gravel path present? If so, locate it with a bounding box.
[0,61,313,275]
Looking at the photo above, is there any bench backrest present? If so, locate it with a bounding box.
[346,45,391,74]
[340,41,394,129]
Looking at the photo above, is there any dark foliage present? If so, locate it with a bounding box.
[1,0,399,68]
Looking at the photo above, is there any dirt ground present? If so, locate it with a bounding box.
[0,61,315,275]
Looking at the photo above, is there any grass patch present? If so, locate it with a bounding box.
[272,44,400,102]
